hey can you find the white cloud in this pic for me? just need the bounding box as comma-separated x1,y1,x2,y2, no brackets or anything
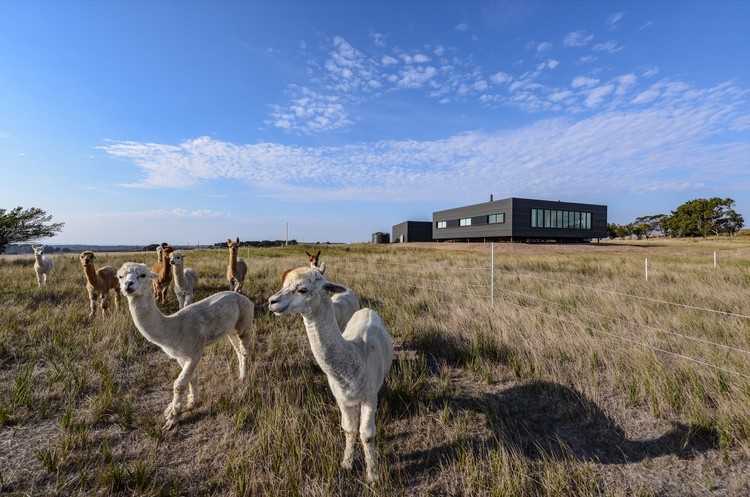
564,30,594,47
267,86,352,134
455,22,470,32
606,12,624,30
397,65,437,89
640,21,654,30
82,209,229,220
99,82,749,205
371,32,386,48
490,71,512,85
593,41,624,53
381,55,398,66
572,76,599,88
412,53,431,64
643,65,660,77
536,41,552,54
585,84,615,107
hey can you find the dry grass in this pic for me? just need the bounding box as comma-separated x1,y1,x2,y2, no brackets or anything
1,238,750,496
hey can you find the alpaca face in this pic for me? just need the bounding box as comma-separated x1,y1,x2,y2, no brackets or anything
33,246,45,256
268,267,347,315
306,250,321,268
118,263,158,297
79,251,95,266
170,252,184,267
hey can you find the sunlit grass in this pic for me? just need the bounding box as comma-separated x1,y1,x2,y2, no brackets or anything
1,238,749,495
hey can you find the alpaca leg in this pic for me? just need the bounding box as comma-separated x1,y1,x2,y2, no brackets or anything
113,288,121,312
359,399,380,482
177,293,185,309
164,357,199,430
186,369,200,410
339,404,360,471
101,293,110,316
36,272,42,287
227,334,248,380
88,292,98,318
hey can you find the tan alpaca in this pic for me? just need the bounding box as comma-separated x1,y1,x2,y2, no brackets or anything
79,251,121,317
151,245,174,304
226,237,247,292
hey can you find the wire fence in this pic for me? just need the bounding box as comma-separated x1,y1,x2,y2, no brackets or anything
323,243,750,381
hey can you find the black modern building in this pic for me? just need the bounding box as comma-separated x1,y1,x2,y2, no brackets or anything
432,197,607,242
392,221,433,243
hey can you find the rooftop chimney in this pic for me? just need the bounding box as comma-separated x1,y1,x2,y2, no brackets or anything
490,194,494,202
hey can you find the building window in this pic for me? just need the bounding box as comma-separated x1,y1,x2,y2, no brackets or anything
530,208,593,230
489,213,505,224
436,221,447,229
459,218,472,226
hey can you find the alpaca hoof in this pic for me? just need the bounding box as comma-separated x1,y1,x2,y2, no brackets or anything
340,459,353,471
162,418,178,431
365,469,380,482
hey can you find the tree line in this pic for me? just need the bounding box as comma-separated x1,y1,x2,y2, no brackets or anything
607,197,744,240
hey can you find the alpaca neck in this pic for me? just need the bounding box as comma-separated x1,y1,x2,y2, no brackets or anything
34,253,44,264
301,293,364,387
127,292,170,344
229,250,238,273
172,264,187,287
82,264,98,285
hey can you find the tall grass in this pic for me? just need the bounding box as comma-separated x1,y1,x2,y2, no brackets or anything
1,239,749,495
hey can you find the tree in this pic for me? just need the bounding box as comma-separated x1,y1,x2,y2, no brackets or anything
0,207,64,253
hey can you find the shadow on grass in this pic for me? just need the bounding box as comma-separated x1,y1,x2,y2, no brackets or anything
396,380,717,476
389,332,718,474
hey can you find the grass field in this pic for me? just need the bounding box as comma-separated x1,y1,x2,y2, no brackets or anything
1,237,749,496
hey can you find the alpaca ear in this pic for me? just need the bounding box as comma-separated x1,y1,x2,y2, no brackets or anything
316,250,321,257
149,271,160,280
235,237,240,244
227,239,232,246
305,251,312,257
323,282,347,294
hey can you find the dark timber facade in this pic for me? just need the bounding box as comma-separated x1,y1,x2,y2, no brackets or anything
432,197,607,242
392,221,433,243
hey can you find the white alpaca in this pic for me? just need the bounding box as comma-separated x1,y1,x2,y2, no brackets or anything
32,245,53,287
226,237,248,292
282,267,359,332
331,288,360,333
118,262,254,430
268,267,393,481
170,251,199,309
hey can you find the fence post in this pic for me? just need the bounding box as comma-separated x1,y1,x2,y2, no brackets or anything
645,258,648,281
490,242,494,304
714,251,717,268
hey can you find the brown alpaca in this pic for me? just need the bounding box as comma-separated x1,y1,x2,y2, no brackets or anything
226,237,248,292
306,249,326,274
79,251,121,317
151,245,175,304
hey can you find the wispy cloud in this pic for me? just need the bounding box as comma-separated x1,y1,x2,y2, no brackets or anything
80,208,230,220
606,12,625,31
455,22,470,32
564,30,594,47
593,41,624,53
100,82,749,204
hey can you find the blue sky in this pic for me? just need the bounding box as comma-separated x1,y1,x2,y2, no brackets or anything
1,1,748,245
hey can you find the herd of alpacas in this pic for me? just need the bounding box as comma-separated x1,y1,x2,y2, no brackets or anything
30,239,393,482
